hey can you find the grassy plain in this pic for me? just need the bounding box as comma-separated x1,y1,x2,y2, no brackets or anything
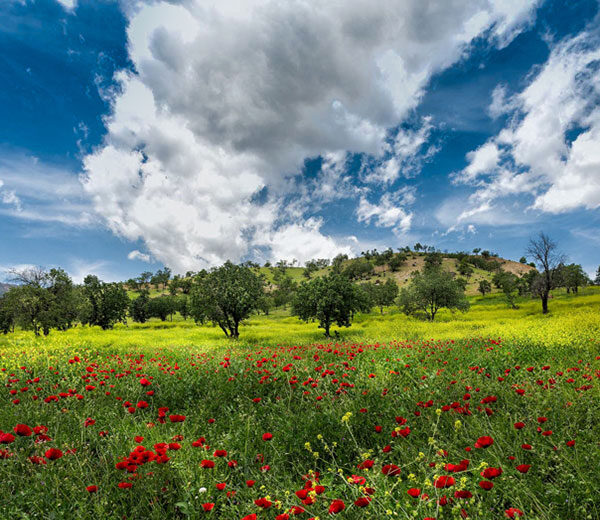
0,288,599,520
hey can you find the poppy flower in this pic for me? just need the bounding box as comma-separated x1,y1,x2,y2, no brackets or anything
216,483,226,491
13,424,32,437
213,449,227,457
454,490,473,499
354,497,372,507
479,480,494,490
169,415,186,423
474,436,494,448
505,508,524,518
276,514,291,520
514,422,525,429
407,488,421,498
254,497,272,509
0,433,15,444
202,503,214,511
262,432,273,441
241,515,257,520
381,464,401,476
86,485,98,493
118,482,132,489
200,460,215,468
516,464,531,473
481,467,502,479
246,480,256,487
434,476,455,488
328,500,345,514
45,448,63,460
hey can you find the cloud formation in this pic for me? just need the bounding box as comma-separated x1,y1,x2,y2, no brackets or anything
82,0,540,270
453,28,600,228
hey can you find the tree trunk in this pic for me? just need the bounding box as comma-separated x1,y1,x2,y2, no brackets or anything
324,320,331,338
541,292,549,314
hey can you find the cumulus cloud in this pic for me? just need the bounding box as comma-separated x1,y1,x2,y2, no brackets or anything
82,0,540,270
128,250,152,263
356,188,415,235
451,28,600,230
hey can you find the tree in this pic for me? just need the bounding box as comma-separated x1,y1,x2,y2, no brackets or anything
388,254,407,272
519,256,527,264
81,275,129,329
494,271,519,309
148,295,177,321
562,264,589,294
46,268,77,331
424,252,443,271
526,233,564,314
398,267,469,321
364,278,399,314
331,253,349,273
0,294,15,333
595,266,600,285
272,273,297,308
303,260,319,279
130,290,151,323
291,272,369,337
478,279,491,296
189,261,264,338
5,285,53,335
177,295,190,320
458,259,474,278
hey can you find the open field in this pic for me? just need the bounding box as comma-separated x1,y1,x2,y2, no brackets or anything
1,289,599,519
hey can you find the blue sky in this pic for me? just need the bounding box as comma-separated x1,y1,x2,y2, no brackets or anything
0,0,599,281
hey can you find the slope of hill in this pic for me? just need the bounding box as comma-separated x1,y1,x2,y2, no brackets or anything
0,282,15,296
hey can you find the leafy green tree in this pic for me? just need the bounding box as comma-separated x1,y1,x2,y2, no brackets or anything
148,295,177,321
292,272,370,337
562,264,589,294
303,260,319,279
478,279,491,296
388,254,406,272
364,278,399,314
5,285,53,335
272,273,297,308
424,252,443,271
458,260,474,278
595,266,600,285
0,293,15,333
130,290,151,323
343,258,374,280
519,256,527,264
189,261,264,338
495,272,519,309
46,268,77,331
177,295,190,320
81,275,129,329
398,267,469,321
331,253,349,273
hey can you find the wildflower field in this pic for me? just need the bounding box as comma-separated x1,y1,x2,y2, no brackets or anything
1,289,600,520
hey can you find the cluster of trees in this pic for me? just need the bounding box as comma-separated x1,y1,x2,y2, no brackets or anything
1,233,597,338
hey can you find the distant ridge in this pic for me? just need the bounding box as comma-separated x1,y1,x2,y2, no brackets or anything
0,282,15,296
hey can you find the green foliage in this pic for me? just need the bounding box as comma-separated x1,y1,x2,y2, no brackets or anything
148,295,177,321
398,267,469,321
343,258,374,280
80,275,129,330
388,253,406,272
423,251,443,270
363,278,399,314
478,279,492,296
189,261,264,338
291,272,370,337
130,290,151,323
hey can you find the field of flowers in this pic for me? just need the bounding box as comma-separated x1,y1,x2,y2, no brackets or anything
1,291,599,519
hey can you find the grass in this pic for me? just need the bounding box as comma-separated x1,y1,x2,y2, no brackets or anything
0,288,599,519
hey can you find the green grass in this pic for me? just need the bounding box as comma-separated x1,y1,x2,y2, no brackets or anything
0,288,599,519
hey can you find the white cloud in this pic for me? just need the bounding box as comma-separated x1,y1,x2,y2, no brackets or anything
356,189,415,235
451,29,600,229
127,250,152,263
82,0,540,270
0,154,94,226
56,0,77,11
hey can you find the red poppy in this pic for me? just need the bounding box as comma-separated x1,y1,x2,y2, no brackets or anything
454,490,472,499
118,482,132,489
514,422,525,429
434,476,455,488
328,500,345,514
45,448,63,460
354,497,371,507
246,480,256,487
13,424,32,437
262,432,273,441
474,436,494,448
481,467,502,479
169,415,186,423
407,488,421,498
516,464,531,473
86,485,98,493
200,460,215,468
479,480,494,490
202,503,214,511
381,464,401,476
505,508,524,518
216,483,226,491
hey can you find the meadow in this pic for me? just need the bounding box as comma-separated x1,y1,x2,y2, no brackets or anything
1,288,599,519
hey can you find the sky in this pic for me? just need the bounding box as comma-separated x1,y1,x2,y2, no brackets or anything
0,0,599,282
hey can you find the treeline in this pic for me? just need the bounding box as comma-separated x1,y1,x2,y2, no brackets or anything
0,233,597,338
